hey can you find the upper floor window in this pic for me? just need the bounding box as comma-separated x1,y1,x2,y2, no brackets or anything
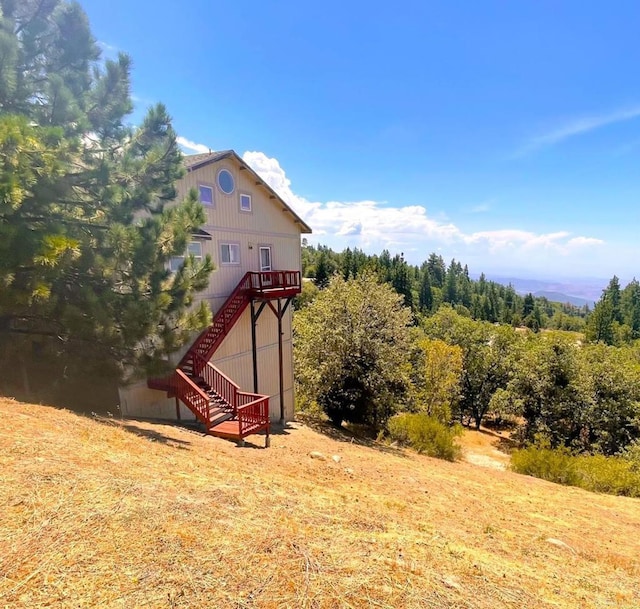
220,242,240,265
217,169,235,195
198,184,214,206
170,241,203,272
240,193,252,212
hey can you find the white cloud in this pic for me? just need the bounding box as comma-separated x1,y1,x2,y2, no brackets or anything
242,150,606,274
518,105,640,156
337,221,363,236
567,236,605,247
177,137,211,154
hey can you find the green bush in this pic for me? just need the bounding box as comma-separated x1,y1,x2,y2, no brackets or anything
510,446,580,486
387,413,462,461
574,454,640,496
621,439,640,472
511,446,640,497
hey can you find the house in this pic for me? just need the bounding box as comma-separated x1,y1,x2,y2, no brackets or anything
118,150,312,445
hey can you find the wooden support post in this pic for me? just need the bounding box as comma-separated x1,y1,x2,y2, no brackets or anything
175,397,181,421
278,298,285,425
251,299,258,393
251,300,268,394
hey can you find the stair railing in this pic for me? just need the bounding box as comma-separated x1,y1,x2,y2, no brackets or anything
178,272,254,369
203,359,239,416
237,393,270,436
170,370,211,427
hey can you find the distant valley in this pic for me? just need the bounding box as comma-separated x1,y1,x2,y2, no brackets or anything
482,275,606,306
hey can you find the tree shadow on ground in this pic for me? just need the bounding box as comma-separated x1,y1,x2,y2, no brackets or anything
103,417,294,450
473,426,519,453
94,415,195,448
296,413,409,458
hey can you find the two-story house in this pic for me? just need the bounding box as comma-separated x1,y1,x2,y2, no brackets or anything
118,150,312,445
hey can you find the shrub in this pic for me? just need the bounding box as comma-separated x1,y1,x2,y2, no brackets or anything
510,446,580,486
574,454,640,497
621,439,640,472
387,413,462,461
511,446,640,497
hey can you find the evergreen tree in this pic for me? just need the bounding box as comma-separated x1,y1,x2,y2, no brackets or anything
314,250,331,288
426,253,445,288
444,259,458,304
390,253,413,309
605,275,622,323
341,247,353,279
585,298,615,345
622,279,640,338
418,270,433,313
522,293,535,318
0,1,213,392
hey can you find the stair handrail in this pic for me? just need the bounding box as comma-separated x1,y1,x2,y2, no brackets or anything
170,369,211,427
237,394,270,436
178,272,253,368
203,360,239,415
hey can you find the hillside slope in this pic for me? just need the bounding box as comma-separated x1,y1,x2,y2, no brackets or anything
1,398,639,608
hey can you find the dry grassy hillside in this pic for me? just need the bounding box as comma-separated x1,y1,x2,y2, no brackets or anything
1,398,639,608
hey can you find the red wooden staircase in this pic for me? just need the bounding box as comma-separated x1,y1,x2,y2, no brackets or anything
148,271,301,447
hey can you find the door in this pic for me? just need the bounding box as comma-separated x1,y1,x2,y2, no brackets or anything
259,246,272,271
259,246,272,286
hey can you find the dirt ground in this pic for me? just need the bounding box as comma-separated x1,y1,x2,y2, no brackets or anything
459,426,512,470
1,397,639,608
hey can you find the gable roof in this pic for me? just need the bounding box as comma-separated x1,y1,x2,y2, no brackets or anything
183,150,312,234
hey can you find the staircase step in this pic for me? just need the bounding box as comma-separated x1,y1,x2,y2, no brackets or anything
209,410,234,427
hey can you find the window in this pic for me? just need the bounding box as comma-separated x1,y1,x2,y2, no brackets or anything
240,193,252,212
220,243,240,265
170,241,203,272
259,246,272,271
198,184,214,206
217,169,235,195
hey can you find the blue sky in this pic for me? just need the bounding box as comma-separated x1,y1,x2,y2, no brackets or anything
82,0,640,282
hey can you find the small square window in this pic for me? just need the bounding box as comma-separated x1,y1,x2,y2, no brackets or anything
169,256,184,272
240,193,252,212
220,243,240,265
170,241,203,272
198,185,213,205
187,242,202,257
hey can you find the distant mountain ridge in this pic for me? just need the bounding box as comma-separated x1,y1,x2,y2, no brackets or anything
478,275,605,306
532,291,592,307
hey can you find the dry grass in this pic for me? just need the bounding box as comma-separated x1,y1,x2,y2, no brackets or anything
1,397,639,608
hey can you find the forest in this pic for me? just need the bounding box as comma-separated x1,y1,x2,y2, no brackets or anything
294,244,640,495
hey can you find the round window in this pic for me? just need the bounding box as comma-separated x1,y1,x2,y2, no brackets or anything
217,169,235,195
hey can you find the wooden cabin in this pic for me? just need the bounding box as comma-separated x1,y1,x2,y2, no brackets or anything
118,150,312,445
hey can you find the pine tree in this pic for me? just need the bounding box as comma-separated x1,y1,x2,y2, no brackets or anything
444,259,458,304
390,253,414,309
0,1,213,395
418,270,433,312
314,251,331,288
585,298,615,345
605,276,622,323
426,253,445,288
622,279,640,338
522,293,535,317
